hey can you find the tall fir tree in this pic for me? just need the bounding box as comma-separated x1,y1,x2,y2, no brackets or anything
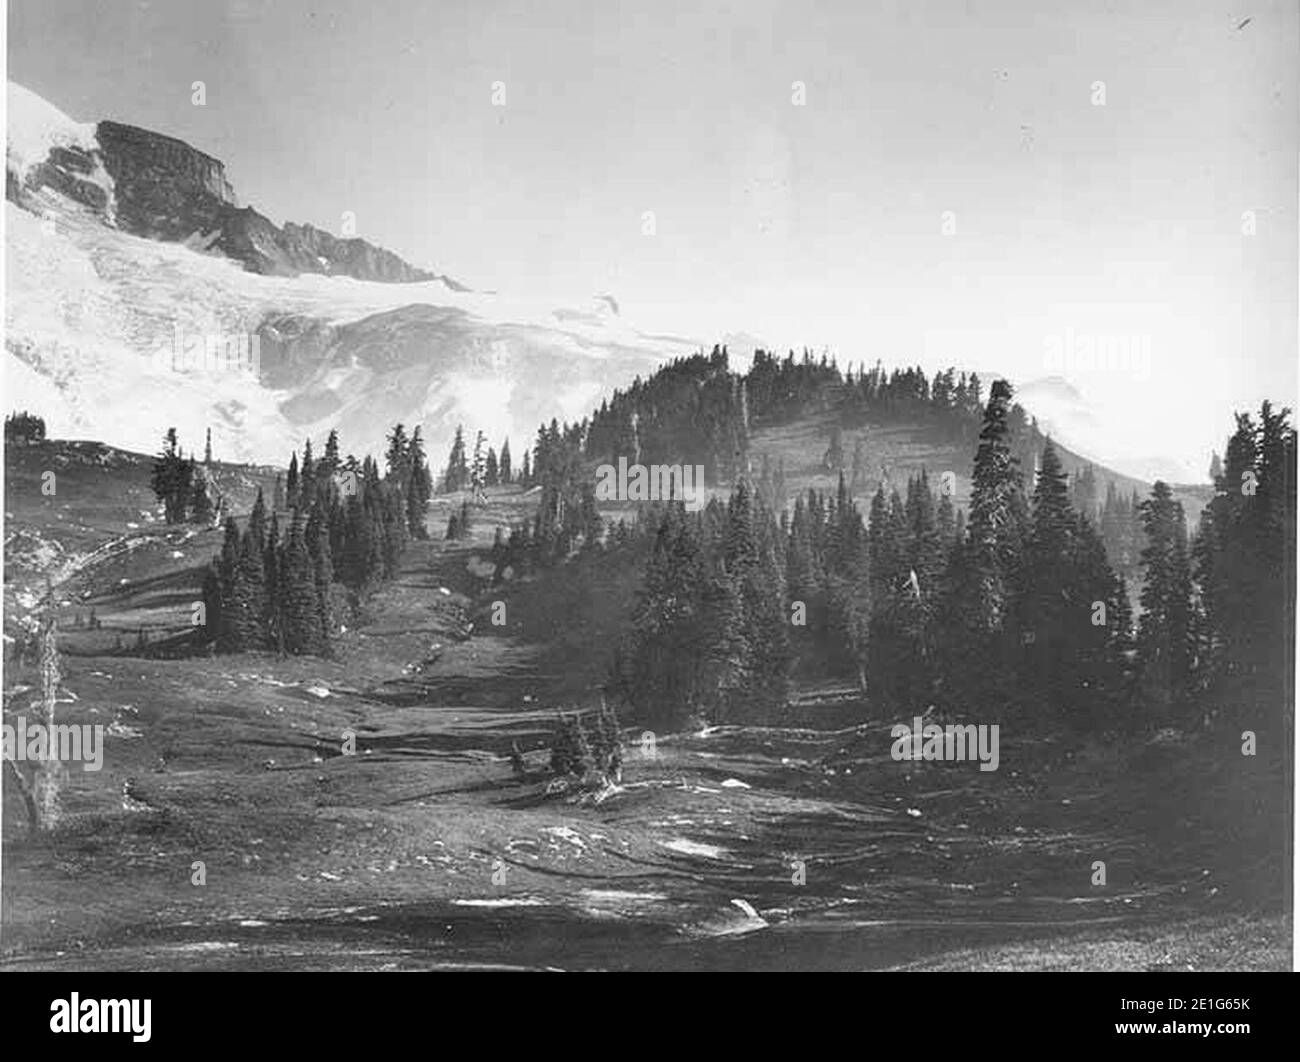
1136,481,1195,722
443,425,469,493
306,504,334,652
500,438,513,483
227,530,268,650
281,511,323,655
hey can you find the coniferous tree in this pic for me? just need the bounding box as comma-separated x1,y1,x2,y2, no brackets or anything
500,438,513,484
405,426,432,536
339,491,374,589
379,480,409,577
306,504,334,652
1018,439,1124,726
264,511,284,653
248,488,268,555
282,511,323,655
200,559,223,647
217,516,241,649
190,465,214,525
150,428,193,523
286,452,300,509
300,439,316,508
1136,481,1195,722
385,424,409,484
937,379,1028,714
1193,404,1296,726
322,429,341,479
613,504,709,727
443,425,469,493
227,529,268,650
4,410,46,444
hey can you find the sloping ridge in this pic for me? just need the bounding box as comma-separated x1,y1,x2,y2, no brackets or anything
6,81,446,286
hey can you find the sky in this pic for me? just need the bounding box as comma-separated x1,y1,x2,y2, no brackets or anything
7,0,1297,480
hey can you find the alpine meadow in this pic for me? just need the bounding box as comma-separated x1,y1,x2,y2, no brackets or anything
1,0,1295,996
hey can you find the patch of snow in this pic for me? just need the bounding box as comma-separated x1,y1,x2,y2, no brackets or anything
7,82,104,184
581,889,668,906
541,826,586,848
452,898,547,908
660,838,729,860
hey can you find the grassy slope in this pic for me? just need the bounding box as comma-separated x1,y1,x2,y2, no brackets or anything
748,408,1211,525
0,434,1286,970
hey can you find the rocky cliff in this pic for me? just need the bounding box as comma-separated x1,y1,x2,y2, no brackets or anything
96,120,236,240
7,92,442,285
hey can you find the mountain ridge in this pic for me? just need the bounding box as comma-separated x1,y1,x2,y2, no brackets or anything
7,82,447,286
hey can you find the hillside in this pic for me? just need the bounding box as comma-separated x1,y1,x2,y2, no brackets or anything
2,425,1288,972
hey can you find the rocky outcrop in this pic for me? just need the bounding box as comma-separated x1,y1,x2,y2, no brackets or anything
8,97,447,285
96,120,235,240
28,143,115,216
91,121,439,283
282,221,436,283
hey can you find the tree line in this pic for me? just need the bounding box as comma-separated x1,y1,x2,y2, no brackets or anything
198,424,432,656
606,379,1295,736
5,410,46,444
441,426,517,493
150,427,222,525
495,345,1066,581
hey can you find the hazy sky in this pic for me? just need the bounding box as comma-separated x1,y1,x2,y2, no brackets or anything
7,0,1297,478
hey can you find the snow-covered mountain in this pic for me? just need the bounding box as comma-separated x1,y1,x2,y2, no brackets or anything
4,82,689,466
1014,375,1205,485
